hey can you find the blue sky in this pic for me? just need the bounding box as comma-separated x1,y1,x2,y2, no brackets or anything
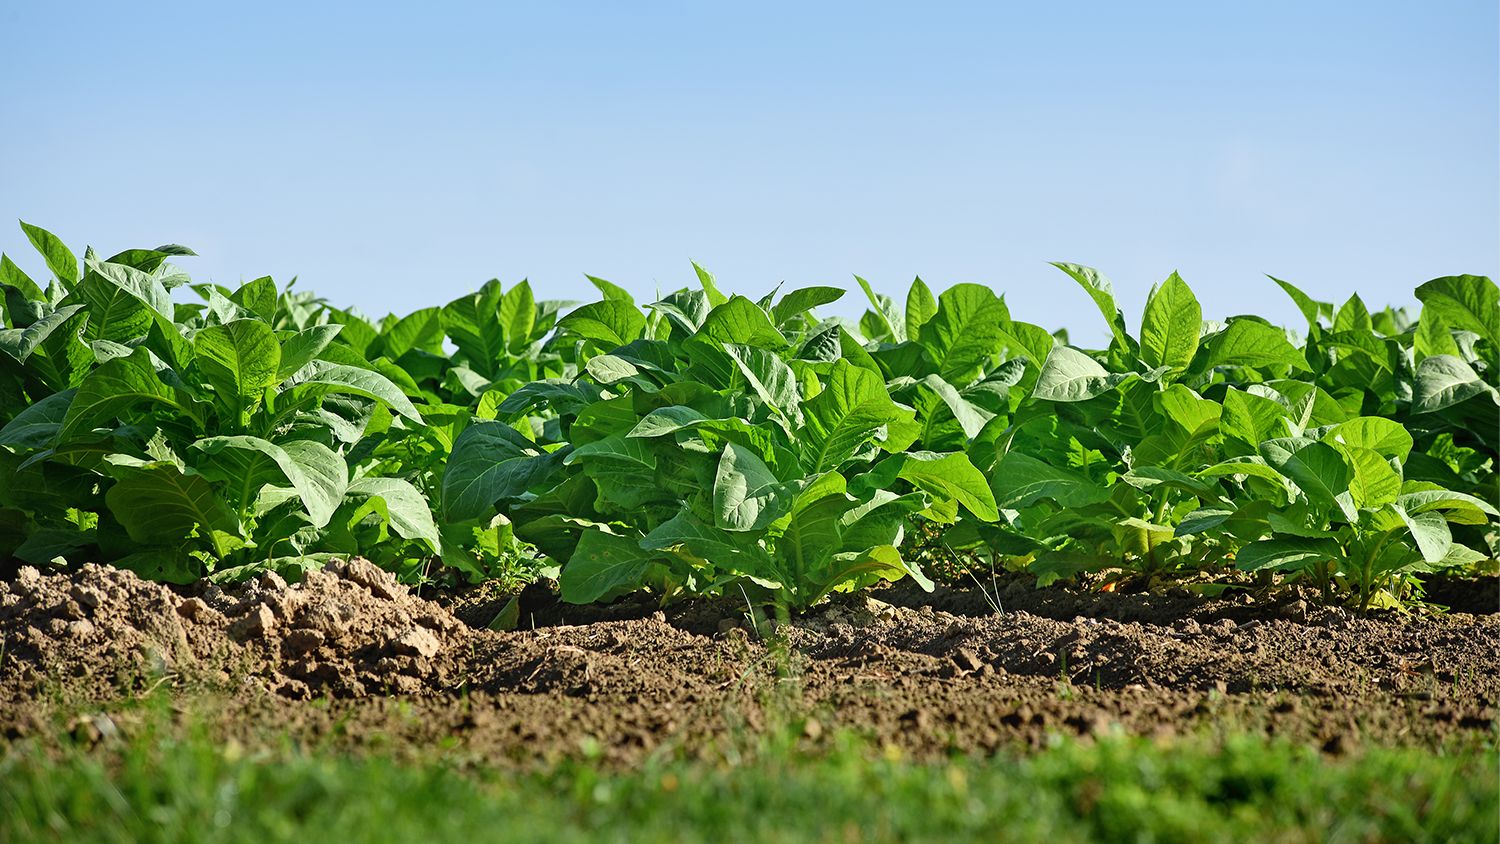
2,1,1495,343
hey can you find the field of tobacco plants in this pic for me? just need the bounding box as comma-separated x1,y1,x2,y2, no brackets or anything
1,222,1496,841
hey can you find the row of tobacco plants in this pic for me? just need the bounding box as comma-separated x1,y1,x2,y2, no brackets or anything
1,223,1495,611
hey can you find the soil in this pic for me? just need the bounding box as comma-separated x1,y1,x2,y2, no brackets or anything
1,562,1496,767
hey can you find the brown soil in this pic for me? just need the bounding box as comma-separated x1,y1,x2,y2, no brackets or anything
2,562,1496,767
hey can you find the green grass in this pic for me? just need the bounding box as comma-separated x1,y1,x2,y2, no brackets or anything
2,712,1494,844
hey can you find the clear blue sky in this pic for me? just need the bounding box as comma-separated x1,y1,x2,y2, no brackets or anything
3,1,1496,344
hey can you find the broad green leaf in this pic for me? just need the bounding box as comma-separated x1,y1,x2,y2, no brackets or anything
1332,293,1372,334
559,529,650,603
441,281,506,371
1396,506,1453,564
231,276,277,322
694,296,787,349
191,435,347,528
854,275,904,342
347,477,441,552
557,299,647,349
586,275,635,305
11,304,84,363
1033,345,1129,402
1235,538,1339,572
1197,318,1309,372
59,348,183,441
904,277,938,341
1269,276,1328,328
920,374,994,439
1269,441,1354,520
377,307,443,361
282,360,423,422
19,221,78,286
725,343,802,424
276,324,344,379
195,319,281,404
1323,417,1413,462
103,461,238,545
992,451,1110,510
1221,388,1292,452
1415,275,1498,346
692,262,729,308
498,280,537,353
1051,262,1132,352
0,389,72,448
713,442,792,531
916,283,1009,384
815,545,932,600
1139,272,1201,371
801,360,913,472
895,451,999,521
443,422,566,523
1340,445,1402,510
1413,306,1461,361
772,286,845,325
1412,355,1497,413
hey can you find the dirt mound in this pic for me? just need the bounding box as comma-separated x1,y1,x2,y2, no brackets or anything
0,560,476,704
2,563,1497,764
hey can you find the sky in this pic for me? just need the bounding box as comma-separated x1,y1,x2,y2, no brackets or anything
2,1,1496,344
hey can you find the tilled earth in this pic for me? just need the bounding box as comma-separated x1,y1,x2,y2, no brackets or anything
1,561,1496,766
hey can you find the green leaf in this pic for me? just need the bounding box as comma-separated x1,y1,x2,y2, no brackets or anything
772,286,845,325
1332,293,1373,334
692,262,729,308
586,274,635,304
11,304,85,363
59,348,183,442
1269,276,1329,328
1396,506,1453,564
441,281,506,372
1139,272,1201,371
801,360,913,472
725,343,802,424
920,374,995,440
276,325,344,379
1051,262,1132,353
1323,417,1413,462
1221,388,1291,452
346,477,441,552
498,280,537,353
713,442,792,531
1197,318,1309,372
556,299,646,349
231,276,277,322
1268,441,1354,520
195,319,282,405
895,451,999,521
559,529,649,603
1415,275,1498,346
992,451,1110,510
103,461,238,546
1340,446,1402,510
694,296,787,349
442,422,566,523
282,360,423,422
1033,345,1129,402
191,435,348,529
1412,355,1497,414
19,221,79,286
854,275,904,342
1235,538,1339,572
916,283,1009,384
904,277,938,341
0,389,72,448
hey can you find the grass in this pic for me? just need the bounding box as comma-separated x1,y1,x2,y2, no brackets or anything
1,704,1495,844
